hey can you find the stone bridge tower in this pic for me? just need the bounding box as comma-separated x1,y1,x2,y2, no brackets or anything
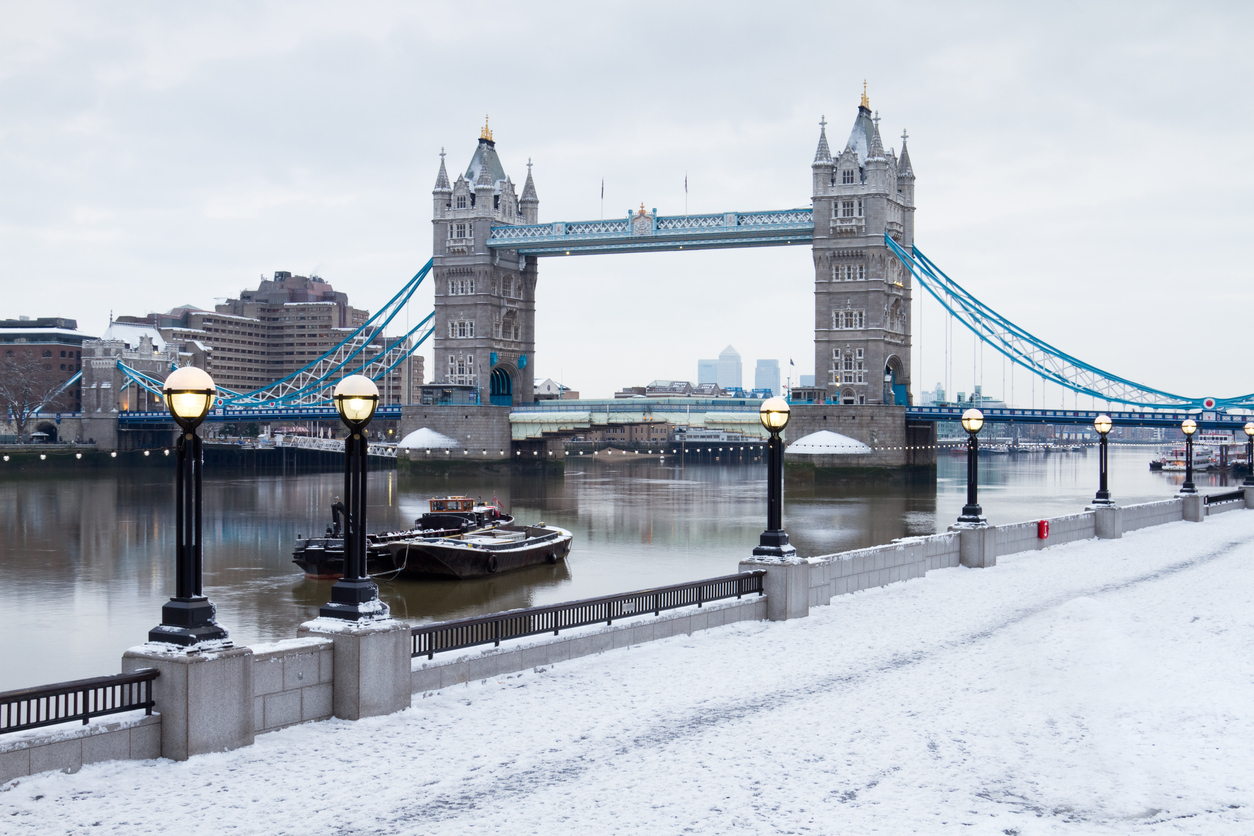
431,119,537,406
810,88,915,405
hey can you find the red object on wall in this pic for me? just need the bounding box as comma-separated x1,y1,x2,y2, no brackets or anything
1038,520,1050,539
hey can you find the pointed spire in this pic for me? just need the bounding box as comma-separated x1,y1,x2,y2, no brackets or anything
860,80,869,110
898,129,914,178
433,147,451,191
521,158,538,202
476,153,494,187
813,115,833,165
869,111,885,158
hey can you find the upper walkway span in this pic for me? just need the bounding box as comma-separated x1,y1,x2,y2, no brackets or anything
487,208,815,256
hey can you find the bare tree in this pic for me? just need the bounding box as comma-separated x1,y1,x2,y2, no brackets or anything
0,354,74,442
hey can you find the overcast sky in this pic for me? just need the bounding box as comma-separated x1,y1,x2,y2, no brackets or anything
2,1,1251,403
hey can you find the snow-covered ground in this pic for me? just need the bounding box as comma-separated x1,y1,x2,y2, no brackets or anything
5,512,1254,835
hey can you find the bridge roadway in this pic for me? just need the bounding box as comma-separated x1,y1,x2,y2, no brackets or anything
114,401,1250,434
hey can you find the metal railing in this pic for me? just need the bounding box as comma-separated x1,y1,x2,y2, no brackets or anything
412,571,765,659
1204,489,1247,507
0,669,159,735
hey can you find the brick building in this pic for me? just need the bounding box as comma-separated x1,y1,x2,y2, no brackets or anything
0,317,96,413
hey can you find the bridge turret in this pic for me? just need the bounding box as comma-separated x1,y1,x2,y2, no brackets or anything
811,116,834,197
432,148,452,220
520,160,539,224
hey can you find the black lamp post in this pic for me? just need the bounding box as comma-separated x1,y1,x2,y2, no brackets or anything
957,408,985,523
149,366,229,646
1244,422,1254,488
1092,414,1113,506
753,397,796,558
1180,418,1198,495
320,374,388,620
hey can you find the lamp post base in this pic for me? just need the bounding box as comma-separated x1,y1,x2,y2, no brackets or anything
752,529,797,560
149,598,230,647
320,578,390,621
1179,484,1197,495
956,504,985,525
1244,476,1254,488
1091,491,1114,507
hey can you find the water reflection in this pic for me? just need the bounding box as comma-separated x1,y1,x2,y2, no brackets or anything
0,444,1228,690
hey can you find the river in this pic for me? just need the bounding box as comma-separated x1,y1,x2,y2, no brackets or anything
0,445,1239,691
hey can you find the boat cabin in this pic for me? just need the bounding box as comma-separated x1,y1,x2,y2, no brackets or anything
429,496,476,513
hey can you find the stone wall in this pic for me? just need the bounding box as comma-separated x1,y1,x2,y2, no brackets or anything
806,533,960,606
399,404,511,459
0,711,161,783
783,404,913,468
1123,498,1184,531
992,512,1095,555
252,638,335,734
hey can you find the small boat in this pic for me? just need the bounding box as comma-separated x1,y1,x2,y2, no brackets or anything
293,496,513,579
383,522,573,579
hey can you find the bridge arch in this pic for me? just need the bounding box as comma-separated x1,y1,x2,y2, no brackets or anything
884,354,907,406
489,365,515,407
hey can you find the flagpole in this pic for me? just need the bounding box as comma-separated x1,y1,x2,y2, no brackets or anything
684,171,688,217
600,179,604,220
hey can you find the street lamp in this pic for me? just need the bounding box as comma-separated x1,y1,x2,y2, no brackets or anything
149,366,229,646
957,408,985,523
1092,414,1113,506
1245,422,1254,488
1180,418,1198,495
752,397,796,559
320,375,388,620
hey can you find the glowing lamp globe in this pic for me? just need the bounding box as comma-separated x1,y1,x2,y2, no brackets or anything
961,408,984,435
1094,415,1113,435
162,366,217,431
1181,419,1197,437
1244,421,1254,437
759,397,791,433
334,375,380,431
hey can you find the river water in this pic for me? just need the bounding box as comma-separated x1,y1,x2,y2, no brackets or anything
0,445,1241,691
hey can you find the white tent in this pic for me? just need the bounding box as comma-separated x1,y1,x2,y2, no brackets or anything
397,428,461,449
785,429,873,455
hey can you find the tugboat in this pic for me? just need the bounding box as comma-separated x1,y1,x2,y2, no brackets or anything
292,496,513,579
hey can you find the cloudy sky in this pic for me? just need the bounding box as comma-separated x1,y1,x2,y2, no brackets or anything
2,1,1251,403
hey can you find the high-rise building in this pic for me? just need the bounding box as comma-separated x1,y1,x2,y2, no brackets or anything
811,88,914,405
112,273,422,403
431,119,538,406
754,359,780,396
697,359,718,385
717,345,742,391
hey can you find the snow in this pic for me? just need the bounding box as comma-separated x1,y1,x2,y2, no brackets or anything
397,428,461,449
5,512,1254,834
785,429,874,454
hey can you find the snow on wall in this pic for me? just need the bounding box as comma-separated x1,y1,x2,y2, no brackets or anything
251,638,334,734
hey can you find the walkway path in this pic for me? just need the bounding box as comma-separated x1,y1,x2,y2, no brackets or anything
5,513,1254,834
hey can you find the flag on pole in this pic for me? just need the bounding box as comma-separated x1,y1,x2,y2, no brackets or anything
601,179,604,199
684,173,688,193
790,359,795,366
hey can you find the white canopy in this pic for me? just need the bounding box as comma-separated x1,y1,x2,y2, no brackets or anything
397,428,461,449
785,429,873,455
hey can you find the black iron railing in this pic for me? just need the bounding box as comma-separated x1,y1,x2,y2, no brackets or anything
412,571,766,659
0,669,159,735
1204,489,1247,507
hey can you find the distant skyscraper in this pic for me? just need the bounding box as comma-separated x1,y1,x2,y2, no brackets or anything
717,345,742,391
800,374,815,387
697,358,718,385
754,359,780,396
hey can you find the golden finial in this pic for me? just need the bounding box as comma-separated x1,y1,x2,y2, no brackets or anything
480,115,493,142
861,81,869,109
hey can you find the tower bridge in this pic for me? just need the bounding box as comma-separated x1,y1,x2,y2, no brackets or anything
79,91,1253,459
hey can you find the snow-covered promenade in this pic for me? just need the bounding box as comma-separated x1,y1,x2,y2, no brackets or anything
5,511,1254,834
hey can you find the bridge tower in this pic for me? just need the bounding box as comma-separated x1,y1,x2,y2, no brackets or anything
431,119,537,406
811,89,915,406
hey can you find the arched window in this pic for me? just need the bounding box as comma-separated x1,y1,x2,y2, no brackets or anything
42,349,52,357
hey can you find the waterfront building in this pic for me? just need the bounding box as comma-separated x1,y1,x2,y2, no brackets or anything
717,346,742,392
431,119,537,406
111,273,422,404
0,317,95,414
534,378,579,400
754,359,780,396
811,90,915,405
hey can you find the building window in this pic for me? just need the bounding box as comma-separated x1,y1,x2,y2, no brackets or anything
833,309,866,330
454,223,468,239
456,195,466,209
842,201,854,218
842,169,854,185
857,264,865,280
856,200,863,216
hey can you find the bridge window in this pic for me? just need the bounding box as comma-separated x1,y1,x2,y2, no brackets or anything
456,195,466,209
858,264,865,280
842,201,854,218
833,310,866,330
454,223,468,239
857,200,863,217
842,169,854,185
